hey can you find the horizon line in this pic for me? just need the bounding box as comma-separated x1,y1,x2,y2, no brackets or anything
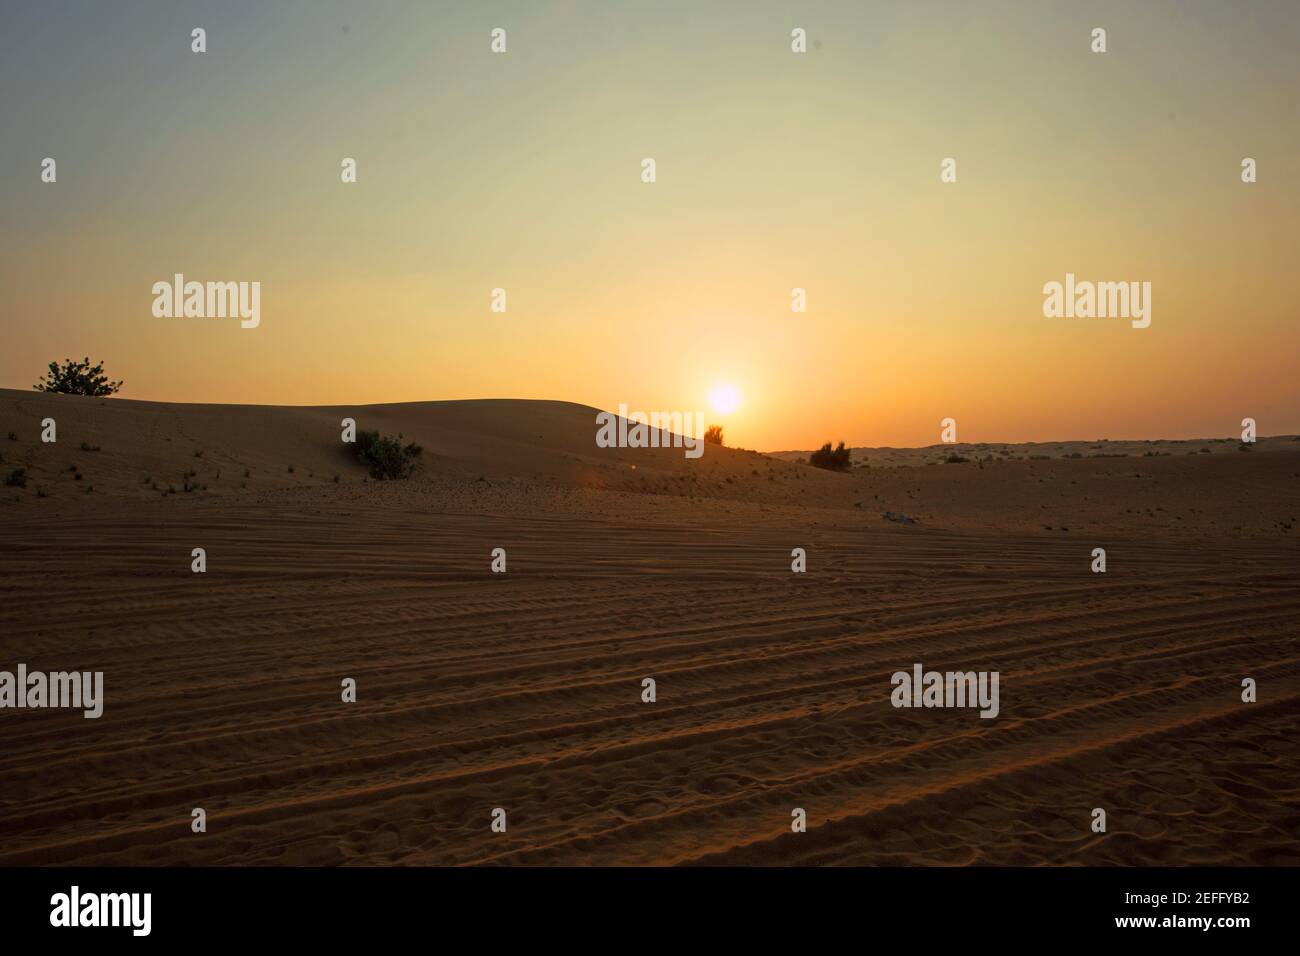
4,386,1292,454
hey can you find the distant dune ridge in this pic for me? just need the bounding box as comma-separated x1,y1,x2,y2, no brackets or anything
1,389,1298,865
2,388,1298,536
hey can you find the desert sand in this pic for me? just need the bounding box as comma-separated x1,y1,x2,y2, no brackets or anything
1,388,1298,865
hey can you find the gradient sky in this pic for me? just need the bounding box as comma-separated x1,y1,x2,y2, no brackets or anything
2,0,1297,450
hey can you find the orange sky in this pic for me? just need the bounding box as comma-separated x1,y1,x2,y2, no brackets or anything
2,1,1297,449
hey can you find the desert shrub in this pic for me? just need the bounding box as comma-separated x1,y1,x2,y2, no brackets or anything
354,430,423,480
32,357,122,396
354,430,378,459
704,425,724,446
809,441,852,472
944,454,969,464
5,468,27,488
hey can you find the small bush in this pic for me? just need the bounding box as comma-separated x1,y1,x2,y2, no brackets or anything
80,441,100,452
704,425,724,446
32,357,122,396
5,468,27,488
354,430,423,480
809,441,852,472
355,430,378,458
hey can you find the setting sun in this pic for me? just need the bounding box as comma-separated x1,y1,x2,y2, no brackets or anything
709,384,741,415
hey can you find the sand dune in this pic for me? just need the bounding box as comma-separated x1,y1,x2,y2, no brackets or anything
1,390,1298,865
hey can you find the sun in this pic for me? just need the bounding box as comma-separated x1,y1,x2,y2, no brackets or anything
708,383,741,415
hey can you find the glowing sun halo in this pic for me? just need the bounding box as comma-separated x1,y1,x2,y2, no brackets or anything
709,384,741,415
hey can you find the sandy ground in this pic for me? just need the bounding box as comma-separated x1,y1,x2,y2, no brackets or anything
1,389,1298,865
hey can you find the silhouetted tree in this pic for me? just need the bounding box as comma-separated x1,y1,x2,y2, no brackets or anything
33,358,122,396
704,424,724,446
809,440,852,472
